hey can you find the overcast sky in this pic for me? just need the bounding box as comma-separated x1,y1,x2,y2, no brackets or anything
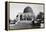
10,3,44,20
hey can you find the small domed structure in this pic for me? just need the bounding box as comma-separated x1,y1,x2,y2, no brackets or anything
23,6,33,13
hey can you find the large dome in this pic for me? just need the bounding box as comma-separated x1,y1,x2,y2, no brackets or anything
23,6,33,13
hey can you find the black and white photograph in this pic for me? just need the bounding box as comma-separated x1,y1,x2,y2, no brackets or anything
5,2,45,30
